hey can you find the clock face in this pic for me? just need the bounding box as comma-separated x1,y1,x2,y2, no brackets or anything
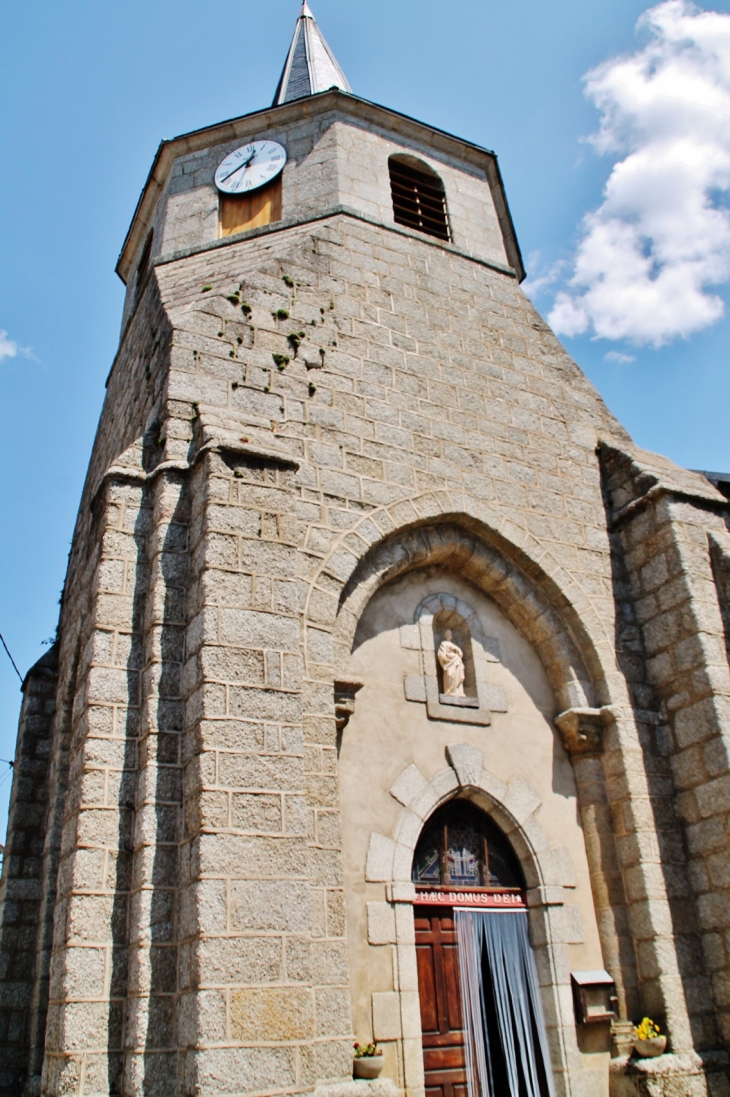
215,141,287,195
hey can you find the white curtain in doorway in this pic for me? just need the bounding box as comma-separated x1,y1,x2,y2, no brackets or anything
456,909,556,1097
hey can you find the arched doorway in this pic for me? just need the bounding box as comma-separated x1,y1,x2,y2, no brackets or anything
413,801,555,1097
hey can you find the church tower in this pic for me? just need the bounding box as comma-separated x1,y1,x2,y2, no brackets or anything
2,6,730,1096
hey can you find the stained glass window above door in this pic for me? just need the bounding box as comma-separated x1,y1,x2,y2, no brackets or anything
412,800,524,889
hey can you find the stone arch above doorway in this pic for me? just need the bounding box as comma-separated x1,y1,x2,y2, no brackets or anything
362,747,582,1097
328,517,605,715
366,745,575,898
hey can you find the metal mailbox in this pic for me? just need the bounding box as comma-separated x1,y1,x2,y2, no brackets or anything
571,970,618,1024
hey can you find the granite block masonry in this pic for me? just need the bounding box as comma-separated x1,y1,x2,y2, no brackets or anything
1,39,730,1097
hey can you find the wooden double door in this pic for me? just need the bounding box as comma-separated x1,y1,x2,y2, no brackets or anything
415,907,468,1097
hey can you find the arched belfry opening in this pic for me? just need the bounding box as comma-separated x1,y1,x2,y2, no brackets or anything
412,800,555,1097
389,155,451,241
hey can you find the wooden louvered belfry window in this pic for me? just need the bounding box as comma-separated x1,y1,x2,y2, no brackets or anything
389,157,450,242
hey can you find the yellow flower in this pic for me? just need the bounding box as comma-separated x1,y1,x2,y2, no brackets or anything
633,1017,660,1040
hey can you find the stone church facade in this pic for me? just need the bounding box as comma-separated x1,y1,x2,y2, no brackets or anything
2,6,730,1097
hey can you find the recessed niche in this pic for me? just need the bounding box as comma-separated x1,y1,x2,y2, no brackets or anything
432,607,478,703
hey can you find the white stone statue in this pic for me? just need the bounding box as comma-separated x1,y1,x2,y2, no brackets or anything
438,630,466,697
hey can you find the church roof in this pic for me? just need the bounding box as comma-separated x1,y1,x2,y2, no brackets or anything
272,2,351,106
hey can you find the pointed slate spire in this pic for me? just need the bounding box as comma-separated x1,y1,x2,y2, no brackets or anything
273,2,351,106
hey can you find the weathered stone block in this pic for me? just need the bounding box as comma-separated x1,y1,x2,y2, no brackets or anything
193,1045,297,1093
445,743,484,788
389,764,427,809
372,992,402,1041
314,1081,399,1097
367,903,396,946
229,880,311,932
231,985,314,1041
365,834,394,883
192,935,282,985
315,987,353,1038
231,792,283,832
504,774,542,823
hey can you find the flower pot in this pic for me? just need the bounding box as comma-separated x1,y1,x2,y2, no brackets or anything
353,1056,384,1079
633,1035,667,1058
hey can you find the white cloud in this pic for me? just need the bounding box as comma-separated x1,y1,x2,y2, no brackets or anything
604,350,636,363
549,0,730,347
0,329,33,363
521,253,567,299
0,331,19,362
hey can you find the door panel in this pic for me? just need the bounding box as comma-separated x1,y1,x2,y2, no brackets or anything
416,934,439,1035
415,907,469,1097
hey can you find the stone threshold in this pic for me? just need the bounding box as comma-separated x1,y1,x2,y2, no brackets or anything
314,1081,401,1097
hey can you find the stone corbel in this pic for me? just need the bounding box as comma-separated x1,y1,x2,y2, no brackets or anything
334,676,364,731
554,707,614,757
193,404,300,469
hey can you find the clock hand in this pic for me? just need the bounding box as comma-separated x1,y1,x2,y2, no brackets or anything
221,151,258,182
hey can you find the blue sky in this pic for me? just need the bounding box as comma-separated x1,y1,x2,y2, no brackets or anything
1,0,730,837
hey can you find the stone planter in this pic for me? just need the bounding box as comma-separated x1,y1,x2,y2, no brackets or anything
633,1036,667,1058
353,1056,384,1079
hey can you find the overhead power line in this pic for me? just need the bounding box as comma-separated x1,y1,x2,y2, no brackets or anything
0,631,22,683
